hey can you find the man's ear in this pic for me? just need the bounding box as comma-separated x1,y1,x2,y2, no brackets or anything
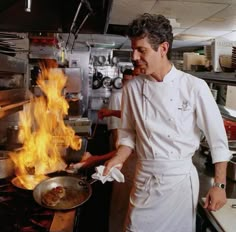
160,42,169,57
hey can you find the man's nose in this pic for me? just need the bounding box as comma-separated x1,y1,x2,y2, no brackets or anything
132,50,139,61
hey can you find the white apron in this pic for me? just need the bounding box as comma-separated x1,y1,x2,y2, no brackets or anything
125,158,199,232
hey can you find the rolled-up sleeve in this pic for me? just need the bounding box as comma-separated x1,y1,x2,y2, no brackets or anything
117,85,136,150
195,80,231,163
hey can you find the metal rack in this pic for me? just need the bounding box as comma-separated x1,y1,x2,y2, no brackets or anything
0,53,29,119
187,71,236,86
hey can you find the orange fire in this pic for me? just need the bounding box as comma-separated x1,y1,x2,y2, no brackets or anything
10,61,81,189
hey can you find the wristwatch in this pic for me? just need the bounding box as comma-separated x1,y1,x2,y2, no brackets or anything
213,182,226,189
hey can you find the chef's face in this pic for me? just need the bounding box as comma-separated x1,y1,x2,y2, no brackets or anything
131,36,167,75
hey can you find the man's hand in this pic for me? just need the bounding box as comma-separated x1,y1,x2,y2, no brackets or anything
204,187,227,211
103,155,124,176
68,152,100,170
103,145,133,175
97,108,112,119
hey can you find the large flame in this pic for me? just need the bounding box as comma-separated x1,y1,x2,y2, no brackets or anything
10,61,81,189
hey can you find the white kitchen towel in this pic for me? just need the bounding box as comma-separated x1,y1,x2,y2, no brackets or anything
92,165,125,184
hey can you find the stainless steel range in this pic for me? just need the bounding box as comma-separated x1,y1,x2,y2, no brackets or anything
0,178,54,232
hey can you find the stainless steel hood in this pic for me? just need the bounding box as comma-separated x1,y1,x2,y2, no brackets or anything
0,0,113,34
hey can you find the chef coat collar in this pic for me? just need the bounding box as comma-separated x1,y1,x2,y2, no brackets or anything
145,64,177,83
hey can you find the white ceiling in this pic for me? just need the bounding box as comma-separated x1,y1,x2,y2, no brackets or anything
72,0,236,50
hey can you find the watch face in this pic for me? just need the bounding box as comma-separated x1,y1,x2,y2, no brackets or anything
220,184,225,189
213,183,225,189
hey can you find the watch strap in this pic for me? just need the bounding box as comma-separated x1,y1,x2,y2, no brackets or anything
213,182,226,189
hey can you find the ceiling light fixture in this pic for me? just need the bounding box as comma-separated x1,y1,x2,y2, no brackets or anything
168,18,181,28
25,0,32,12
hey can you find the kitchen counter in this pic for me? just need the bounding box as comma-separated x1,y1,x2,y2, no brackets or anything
193,151,236,231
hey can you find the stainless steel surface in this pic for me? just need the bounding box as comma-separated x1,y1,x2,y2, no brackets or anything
88,118,99,139
6,125,22,150
194,151,236,231
113,77,122,89
0,150,14,179
102,76,112,89
0,88,27,106
227,156,236,181
63,137,88,164
33,176,92,210
218,104,236,122
0,53,27,74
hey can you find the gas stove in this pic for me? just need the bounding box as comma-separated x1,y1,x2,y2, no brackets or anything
0,178,54,232
0,175,81,232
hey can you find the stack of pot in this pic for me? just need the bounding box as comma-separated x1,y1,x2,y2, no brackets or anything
6,125,22,151
0,150,14,179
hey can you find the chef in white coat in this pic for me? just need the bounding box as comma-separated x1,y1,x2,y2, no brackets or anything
103,13,231,232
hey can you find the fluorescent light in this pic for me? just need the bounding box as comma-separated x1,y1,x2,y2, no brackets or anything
25,0,32,12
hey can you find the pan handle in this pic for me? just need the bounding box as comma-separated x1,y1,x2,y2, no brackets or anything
88,178,98,185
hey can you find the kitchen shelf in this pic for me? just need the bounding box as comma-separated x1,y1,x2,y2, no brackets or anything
187,72,236,122
0,53,27,74
187,71,236,86
0,100,29,119
218,104,236,122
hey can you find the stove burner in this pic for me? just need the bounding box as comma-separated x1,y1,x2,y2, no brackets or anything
0,179,54,232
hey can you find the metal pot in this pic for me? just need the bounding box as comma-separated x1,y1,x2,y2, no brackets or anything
6,125,22,150
92,72,103,89
97,56,106,65
102,76,112,89
113,77,123,89
0,151,14,179
33,176,96,210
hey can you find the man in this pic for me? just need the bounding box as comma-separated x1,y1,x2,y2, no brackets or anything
103,13,231,232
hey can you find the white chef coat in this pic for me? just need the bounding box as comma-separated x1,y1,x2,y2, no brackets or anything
118,65,231,232
106,89,122,131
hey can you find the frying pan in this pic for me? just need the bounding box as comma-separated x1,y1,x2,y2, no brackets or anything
97,55,106,65
11,174,49,190
92,72,103,89
33,176,95,210
102,76,112,89
113,77,123,89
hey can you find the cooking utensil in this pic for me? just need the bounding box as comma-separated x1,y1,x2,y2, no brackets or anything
0,151,14,179
11,174,49,190
113,77,123,89
102,76,112,89
112,56,119,65
33,176,95,210
92,72,103,89
97,56,106,65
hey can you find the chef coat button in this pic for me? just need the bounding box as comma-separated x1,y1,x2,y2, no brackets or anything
167,135,170,138
170,99,173,101
168,118,173,121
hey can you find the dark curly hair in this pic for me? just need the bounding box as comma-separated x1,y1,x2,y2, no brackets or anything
123,69,133,75
127,13,173,59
